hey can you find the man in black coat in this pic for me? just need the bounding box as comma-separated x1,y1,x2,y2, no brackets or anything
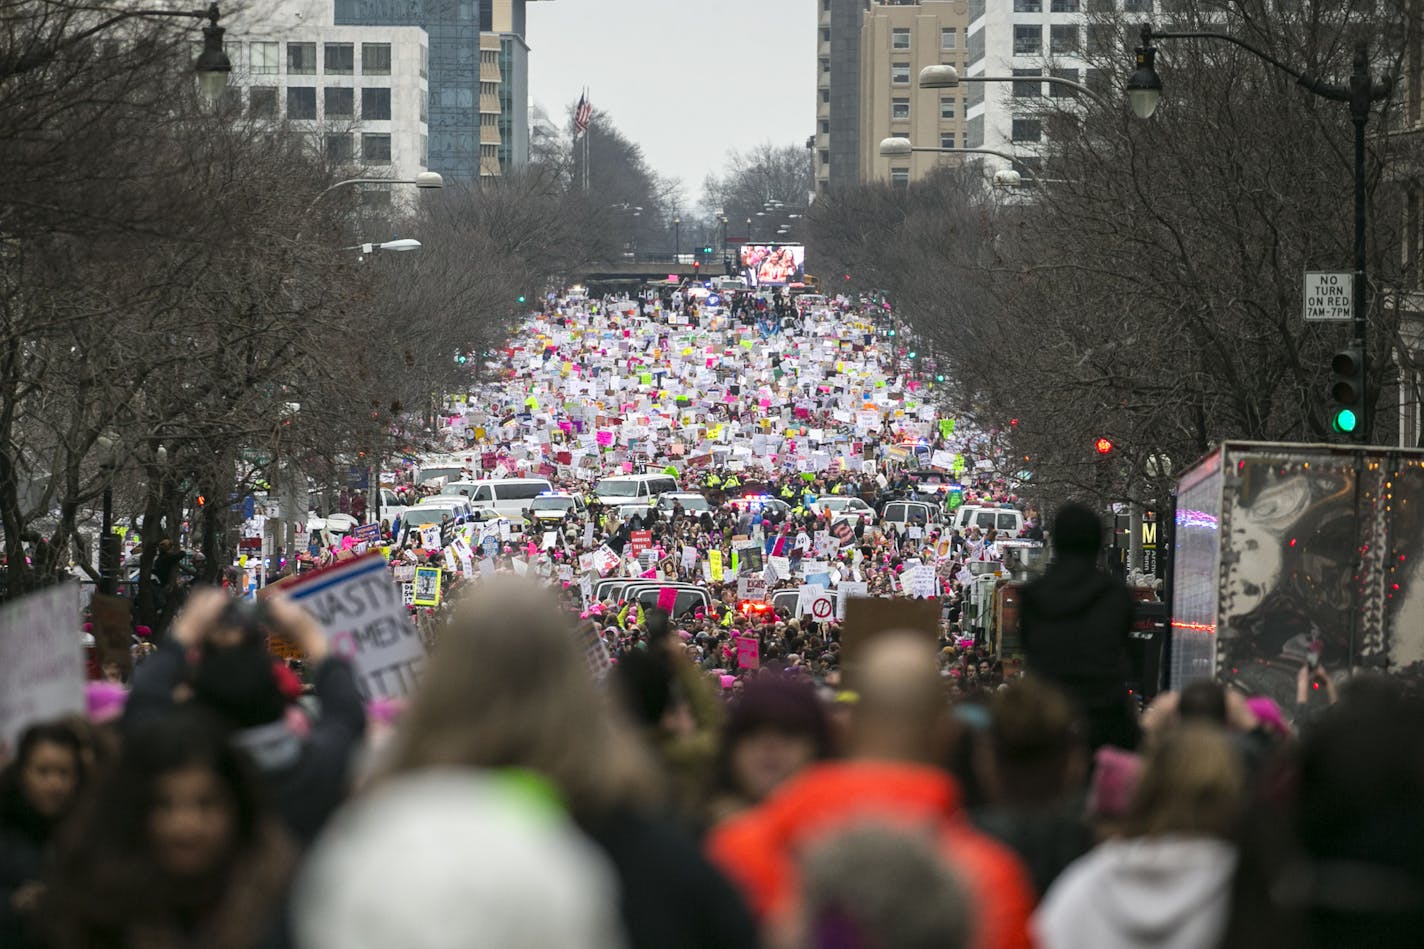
1017,502,1139,751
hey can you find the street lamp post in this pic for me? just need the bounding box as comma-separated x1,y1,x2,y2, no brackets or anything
1127,23,1392,441
1,2,232,99
673,216,681,258
878,137,1044,185
919,64,1113,109
306,172,443,215
95,435,120,596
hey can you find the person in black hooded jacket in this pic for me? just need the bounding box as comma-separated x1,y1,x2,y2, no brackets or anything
1017,502,1139,752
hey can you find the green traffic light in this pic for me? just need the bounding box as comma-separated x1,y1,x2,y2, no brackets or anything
1332,408,1359,434
517,295,526,304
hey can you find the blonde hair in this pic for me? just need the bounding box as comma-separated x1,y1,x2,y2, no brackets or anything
1123,724,1244,839
385,576,659,815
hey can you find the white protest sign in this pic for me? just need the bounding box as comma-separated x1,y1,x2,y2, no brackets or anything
836,581,868,620
283,552,427,701
737,576,769,602
0,584,84,758
798,584,834,621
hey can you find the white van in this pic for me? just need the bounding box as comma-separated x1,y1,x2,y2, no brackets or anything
592,473,680,506
444,478,554,518
954,505,1025,537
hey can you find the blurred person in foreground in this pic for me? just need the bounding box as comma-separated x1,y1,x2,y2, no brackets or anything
1017,502,1138,752
378,575,758,949
708,630,1035,949
1033,724,1245,949
972,676,1094,898
794,823,973,949
1221,676,1424,949
295,769,627,949
44,710,294,949
124,589,366,846
707,674,835,824
0,722,88,948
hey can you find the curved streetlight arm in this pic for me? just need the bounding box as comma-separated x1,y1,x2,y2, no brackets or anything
899,146,1043,185
2,2,222,78
306,176,435,215
1139,23,1390,110
958,74,1113,110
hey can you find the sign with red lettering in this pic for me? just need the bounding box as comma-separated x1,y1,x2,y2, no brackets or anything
279,552,426,701
629,530,652,557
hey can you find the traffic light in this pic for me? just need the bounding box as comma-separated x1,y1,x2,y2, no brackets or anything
935,373,945,383
1094,436,1114,455
1328,345,1364,437
693,260,700,272
702,246,713,255
517,294,526,304
455,353,467,364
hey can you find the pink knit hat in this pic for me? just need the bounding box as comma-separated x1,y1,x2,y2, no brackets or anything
85,682,128,724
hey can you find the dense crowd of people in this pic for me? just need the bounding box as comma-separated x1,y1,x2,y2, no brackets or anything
4,289,1421,947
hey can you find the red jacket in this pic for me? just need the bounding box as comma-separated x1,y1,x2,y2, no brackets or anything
707,760,1036,949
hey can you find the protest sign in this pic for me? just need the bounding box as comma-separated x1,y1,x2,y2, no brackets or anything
709,549,723,581
353,522,382,544
0,585,84,758
737,576,768,602
836,581,868,620
412,566,442,607
281,552,427,701
735,543,763,572
656,587,678,612
736,635,760,670
798,584,834,621
629,530,652,557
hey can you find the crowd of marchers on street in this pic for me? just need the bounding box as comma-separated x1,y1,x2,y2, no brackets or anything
2,287,1421,949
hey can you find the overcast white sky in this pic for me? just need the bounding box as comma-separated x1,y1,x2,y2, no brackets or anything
526,0,816,211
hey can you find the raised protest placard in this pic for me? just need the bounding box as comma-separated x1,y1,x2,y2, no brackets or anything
736,635,760,670
0,584,84,758
412,566,442,607
281,552,426,701
798,584,834,622
737,576,768,602
353,522,381,544
836,581,868,620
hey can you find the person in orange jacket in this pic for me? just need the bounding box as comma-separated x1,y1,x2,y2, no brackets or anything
707,631,1036,949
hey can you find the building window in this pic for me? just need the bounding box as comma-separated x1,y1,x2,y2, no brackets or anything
326,133,353,162
324,87,354,119
1013,0,1042,10
324,43,353,75
362,43,391,75
1050,68,1081,98
420,89,428,122
941,27,957,50
819,119,829,133
940,96,956,119
890,168,910,188
420,134,428,167
287,42,316,75
891,97,910,120
419,45,428,78
1013,68,1041,98
819,149,829,164
1124,0,1153,11
1050,0,1080,10
820,89,830,103
821,28,830,42
891,62,910,84
940,133,956,149
1013,25,1041,55
1050,24,1079,54
250,41,278,75
1011,118,1042,142
362,133,392,164
286,87,316,119
362,87,392,120
892,28,911,50
249,86,277,117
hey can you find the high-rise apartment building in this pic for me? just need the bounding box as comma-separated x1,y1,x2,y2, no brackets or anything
859,0,970,186
965,0,1088,170
333,0,546,180
225,0,430,182
816,0,865,193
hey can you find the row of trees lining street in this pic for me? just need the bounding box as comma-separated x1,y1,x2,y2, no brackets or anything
808,0,1423,512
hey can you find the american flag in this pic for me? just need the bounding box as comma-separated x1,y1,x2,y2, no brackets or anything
573,89,592,138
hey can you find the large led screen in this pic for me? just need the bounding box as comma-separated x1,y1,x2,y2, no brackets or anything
738,243,805,287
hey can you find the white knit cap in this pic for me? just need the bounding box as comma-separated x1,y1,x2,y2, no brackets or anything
295,768,627,949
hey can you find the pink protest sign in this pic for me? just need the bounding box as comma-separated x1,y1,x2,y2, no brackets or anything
656,587,677,612
596,430,614,447
736,636,760,670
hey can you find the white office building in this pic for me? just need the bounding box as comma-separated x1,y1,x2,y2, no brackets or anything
965,0,1089,171
222,0,430,183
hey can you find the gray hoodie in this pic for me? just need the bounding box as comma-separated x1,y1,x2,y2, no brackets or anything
1033,836,1237,949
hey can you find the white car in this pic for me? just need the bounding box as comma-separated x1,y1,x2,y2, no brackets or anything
526,492,587,522
653,492,713,513
811,496,875,523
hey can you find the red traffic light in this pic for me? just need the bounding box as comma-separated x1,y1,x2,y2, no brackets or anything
693,260,700,270
1094,437,1114,455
